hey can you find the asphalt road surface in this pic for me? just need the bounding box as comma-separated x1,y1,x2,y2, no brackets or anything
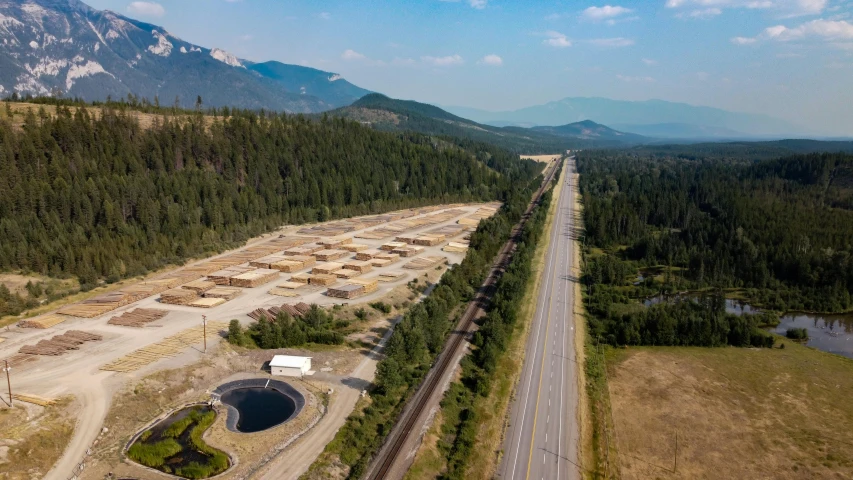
500,157,581,480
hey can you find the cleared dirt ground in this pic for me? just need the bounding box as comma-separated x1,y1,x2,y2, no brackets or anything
607,343,853,480
521,154,563,163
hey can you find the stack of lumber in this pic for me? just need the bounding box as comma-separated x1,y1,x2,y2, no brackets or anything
309,274,338,286
230,269,279,288
355,249,383,260
343,260,373,273
270,259,305,273
284,244,325,256
457,217,480,226
394,234,418,245
189,298,226,308
289,255,317,268
370,258,393,268
269,287,299,297
375,252,401,263
326,284,366,299
380,242,407,251
108,308,168,327
20,314,68,329
19,330,102,356
378,271,407,282
313,262,344,275
182,279,216,293
290,273,314,284
121,278,178,298
341,243,369,252
57,290,147,318
204,287,242,300
208,266,256,285
313,249,348,261
100,321,228,372
56,303,113,318
160,288,199,305
335,269,361,280
250,254,291,269
427,224,468,238
11,393,56,406
392,246,425,258
349,278,379,294
269,235,318,249
413,234,446,246
277,281,307,290
443,241,470,253
404,256,447,270
319,237,352,248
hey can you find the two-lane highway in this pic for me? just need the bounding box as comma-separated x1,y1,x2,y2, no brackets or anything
501,156,580,480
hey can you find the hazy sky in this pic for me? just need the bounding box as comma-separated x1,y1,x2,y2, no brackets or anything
86,0,853,135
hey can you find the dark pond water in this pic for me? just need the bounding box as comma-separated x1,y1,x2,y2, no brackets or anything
220,387,296,433
644,294,853,359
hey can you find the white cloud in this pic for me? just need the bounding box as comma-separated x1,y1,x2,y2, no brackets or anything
666,0,826,17
469,0,488,8
616,74,655,82
319,12,331,20
341,49,366,61
642,58,658,65
393,57,416,66
588,37,635,47
543,31,572,48
478,54,503,66
582,5,633,20
421,54,464,66
734,18,853,45
127,1,164,17
676,7,723,18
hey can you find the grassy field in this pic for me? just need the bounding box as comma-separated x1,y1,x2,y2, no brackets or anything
607,341,853,479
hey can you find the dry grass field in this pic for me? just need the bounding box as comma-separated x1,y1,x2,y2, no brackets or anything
607,343,853,480
0,397,75,480
521,154,562,163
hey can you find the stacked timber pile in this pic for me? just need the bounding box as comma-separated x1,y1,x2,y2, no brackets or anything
313,249,348,262
312,262,344,275
204,287,242,300
230,269,280,288
250,254,291,269
20,314,68,329
121,278,179,298
335,269,360,280
380,242,407,251
270,259,304,273
349,278,379,294
277,281,307,290
182,279,216,294
343,260,373,273
107,308,168,327
100,321,228,372
189,298,226,308
413,234,446,246
326,284,366,299
341,243,369,252
284,244,325,256
374,252,400,263
289,255,316,268
427,224,469,238
57,290,146,318
394,234,418,245
319,237,353,248
249,303,312,319
208,266,256,285
392,246,425,258
19,330,102,356
404,256,447,270
290,273,314,284
378,271,407,282
309,274,338,286
160,288,199,305
443,241,470,253
355,249,383,260
370,258,393,268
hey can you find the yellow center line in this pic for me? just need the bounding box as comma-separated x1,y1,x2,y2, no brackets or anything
524,175,564,480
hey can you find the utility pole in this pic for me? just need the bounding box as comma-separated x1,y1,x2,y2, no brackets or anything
202,315,208,353
674,430,679,474
3,360,11,406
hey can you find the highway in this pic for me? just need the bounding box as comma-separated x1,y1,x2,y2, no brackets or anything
500,156,581,480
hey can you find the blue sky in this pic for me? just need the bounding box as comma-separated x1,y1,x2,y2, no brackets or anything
86,0,853,135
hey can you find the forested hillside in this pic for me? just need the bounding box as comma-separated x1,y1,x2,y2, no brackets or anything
0,102,539,288
580,151,853,314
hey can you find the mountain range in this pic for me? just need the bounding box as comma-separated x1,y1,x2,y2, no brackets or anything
445,97,805,139
0,0,370,111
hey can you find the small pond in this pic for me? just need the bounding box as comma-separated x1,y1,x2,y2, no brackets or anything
127,405,230,479
644,294,853,359
220,387,296,433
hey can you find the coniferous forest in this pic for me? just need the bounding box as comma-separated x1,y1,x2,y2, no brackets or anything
0,102,539,288
579,150,853,346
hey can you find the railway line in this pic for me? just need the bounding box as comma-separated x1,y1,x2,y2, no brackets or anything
363,157,564,480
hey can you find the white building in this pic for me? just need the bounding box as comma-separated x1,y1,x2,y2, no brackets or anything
269,355,312,377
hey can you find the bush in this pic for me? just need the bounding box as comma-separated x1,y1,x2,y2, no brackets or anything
786,327,809,340
127,438,182,467
370,302,392,314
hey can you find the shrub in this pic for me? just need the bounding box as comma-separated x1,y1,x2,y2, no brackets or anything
127,438,182,467
786,327,809,340
370,302,392,314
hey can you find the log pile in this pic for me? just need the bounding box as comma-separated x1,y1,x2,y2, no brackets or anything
189,298,226,308
290,273,313,284
107,308,168,327
370,258,393,268
19,314,68,329
335,269,361,280
289,255,317,268
355,249,383,260
284,244,325,256
443,241,470,253
19,330,102,356
100,321,228,372
208,266,256,285
394,234,418,245
313,249,348,262
309,274,338,286
380,242,407,251
392,246,425,258
182,279,216,293
203,287,242,300
250,254,291,269
319,237,353,248
378,271,407,282
341,243,369,252
349,278,379,294
404,256,447,270
160,288,199,305
230,268,280,288
374,252,400,264
326,284,366,299
270,259,304,272
413,234,446,246
312,262,344,275
343,260,373,273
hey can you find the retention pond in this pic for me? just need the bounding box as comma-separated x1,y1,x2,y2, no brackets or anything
212,378,305,433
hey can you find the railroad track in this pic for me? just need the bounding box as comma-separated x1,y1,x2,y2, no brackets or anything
364,158,564,480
